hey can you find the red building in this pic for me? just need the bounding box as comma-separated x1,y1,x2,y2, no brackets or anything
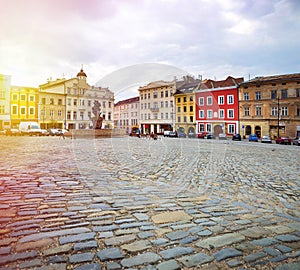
195,76,244,136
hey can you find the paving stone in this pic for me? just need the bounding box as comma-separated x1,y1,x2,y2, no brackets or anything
47,255,68,264
151,211,192,224
138,231,155,239
269,255,288,262
239,227,271,238
275,262,300,270
165,230,189,241
121,240,151,252
121,252,160,267
159,246,195,259
243,251,267,262
227,259,243,267
251,237,278,246
93,225,119,232
19,258,42,268
213,247,242,261
151,238,168,245
263,247,282,256
74,263,102,270
97,248,124,261
43,244,72,256
133,213,149,221
59,232,96,244
104,234,136,246
0,251,38,266
197,229,212,236
275,234,300,242
74,240,98,250
196,232,245,249
106,262,121,270
178,252,214,267
69,252,94,263
179,235,198,244
157,259,181,270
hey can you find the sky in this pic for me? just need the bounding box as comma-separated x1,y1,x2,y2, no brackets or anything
1,0,300,100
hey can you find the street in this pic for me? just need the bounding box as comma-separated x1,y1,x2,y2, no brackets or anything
0,136,299,269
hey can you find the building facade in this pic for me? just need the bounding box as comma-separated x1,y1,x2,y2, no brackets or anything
114,96,139,134
138,80,176,134
39,68,114,130
239,73,300,138
174,78,201,134
0,74,11,130
195,76,244,136
10,86,39,128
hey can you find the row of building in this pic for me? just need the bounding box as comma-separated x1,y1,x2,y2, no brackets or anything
1,69,300,139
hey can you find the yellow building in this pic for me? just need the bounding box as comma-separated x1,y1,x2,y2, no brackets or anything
174,78,200,135
10,86,39,128
0,74,11,130
239,73,300,139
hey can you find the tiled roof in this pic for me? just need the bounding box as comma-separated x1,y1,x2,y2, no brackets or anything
198,76,244,89
175,81,200,94
115,96,139,106
240,73,300,86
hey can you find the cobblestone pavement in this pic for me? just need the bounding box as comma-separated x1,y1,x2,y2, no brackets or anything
0,136,299,270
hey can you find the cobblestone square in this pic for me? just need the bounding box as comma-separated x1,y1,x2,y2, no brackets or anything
0,136,299,269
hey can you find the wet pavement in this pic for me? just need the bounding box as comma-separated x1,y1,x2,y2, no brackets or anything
0,135,299,269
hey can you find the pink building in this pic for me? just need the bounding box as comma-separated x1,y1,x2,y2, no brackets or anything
195,76,244,136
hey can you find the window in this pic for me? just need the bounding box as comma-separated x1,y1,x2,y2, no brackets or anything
271,90,277,99
74,99,77,106
153,102,158,109
184,116,187,122
88,112,91,119
20,107,26,115
228,109,234,118
67,98,71,105
58,99,62,105
88,100,91,106
228,124,235,134
244,107,250,116
50,110,54,117
148,103,150,109
29,95,35,102
0,105,4,114
281,106,288,116
296,88,300,97
244,92,249,100
227,95,234,104
207,96,212,105
219,109,224,118
281,89,287,99
12,105,18,114
218,96,224,105
177,97,181,103
207,110,212,118
190,106,193,112
74,89,77,95
255,107,262,116
148,93,150,99
165,90,168,97
29,107,34,115
165,101,168,108
296,106,300,116
20,94,26,101
160,101,164,108
165,113,168,119
255,91,261,100
206,124,211,132
183,106,187,112
199,97,204,106
199,110,204,118
80,112,84,120
190,116,193,122
144,94,147,100
189,95,193,101
271,107,278,116
183,97,187,102
12,94,18,100
161,91,164,98
199,124,205,132
148,113,151,119
73,111,77,120
178,116,181,122
161,113,164,119
50,98,54,105
58,110,62,117
67,111,71,120
153,92,158,98
170,101,173,108
141,104,143,110
177,107,181,112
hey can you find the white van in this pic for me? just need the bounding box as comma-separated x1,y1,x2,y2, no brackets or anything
19,122,43,136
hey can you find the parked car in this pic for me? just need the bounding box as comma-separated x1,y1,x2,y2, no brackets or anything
188,131,196,138
249,134,258,142
218,133,227,140
178,132,186,138
292,137,300,146
261,135,272,143
197,132,209,139
163,130,171,137
232,134,241,141
276,136,292,145
207,133,215,139
6,128,21,136
48,129,60,136
169,131,177,137
41,129,49,136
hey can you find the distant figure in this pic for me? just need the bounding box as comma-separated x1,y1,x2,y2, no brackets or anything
92,100,103,129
